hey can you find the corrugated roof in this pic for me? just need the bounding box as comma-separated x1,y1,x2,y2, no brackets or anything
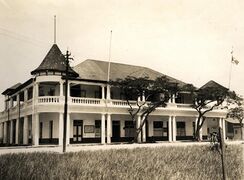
31,44,79,77
2,83,22,95
74,59,187,87
200,80,228,90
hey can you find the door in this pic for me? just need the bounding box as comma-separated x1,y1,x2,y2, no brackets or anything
112,121,120,142
73,120,83,143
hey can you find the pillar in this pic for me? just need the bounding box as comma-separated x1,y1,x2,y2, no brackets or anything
168,116,172,142
32,113,39,146
15,118,19,144
35,83,39,98
3,122,7,144
172,94,175,103
222,118,226,141
106,85,111,100
219,118,222,128
66,113,70,145
60,81,64,96
137,115,141,143
24,89,28,102
59,113,64,146
10,120,13,144
101,86,105,99
172,116,176,142
107,114,111,143
101,114,106,144
23,116,28,145
142,91,145,102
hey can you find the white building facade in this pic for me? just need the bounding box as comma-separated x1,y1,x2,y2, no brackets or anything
0,44,229,146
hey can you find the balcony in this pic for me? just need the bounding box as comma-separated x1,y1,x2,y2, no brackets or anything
38,96,61,104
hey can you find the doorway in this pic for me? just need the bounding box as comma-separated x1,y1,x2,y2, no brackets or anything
112,121,120,142
73,120,83,143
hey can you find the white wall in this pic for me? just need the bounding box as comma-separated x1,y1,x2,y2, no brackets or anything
39,113,59,138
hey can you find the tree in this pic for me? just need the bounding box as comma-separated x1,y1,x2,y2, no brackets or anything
188,81,238,141
110,75,180,143
227,105,244,140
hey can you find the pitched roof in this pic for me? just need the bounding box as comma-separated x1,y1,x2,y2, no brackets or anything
200,80,228,91
31,44,79,77
74,59,187,87
2,83,22,95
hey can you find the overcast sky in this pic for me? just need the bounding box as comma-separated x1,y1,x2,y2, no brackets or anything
0,0,244,111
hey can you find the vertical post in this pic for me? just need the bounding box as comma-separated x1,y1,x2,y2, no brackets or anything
101,114,106,144
59,113,64,146
106,85,111,100
172,116,176,142
101,86,105,99
63,50,71,153
3,122,7,144
168,116,172,142
107,114,111,143
23,116,28,145
10,120,13,144
172,94,175,103
60,81,63,97
32,113,39,146
222,118,226,141
219,127,227,180
15,119,19,144
66,113,70,145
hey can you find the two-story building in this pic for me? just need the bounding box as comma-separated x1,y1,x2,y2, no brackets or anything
0,44,229,146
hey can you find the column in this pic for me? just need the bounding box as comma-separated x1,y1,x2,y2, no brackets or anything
168,116,172,142
15,118,19,144
142,91,145,102
142,116,146,142
172,94,175,103
32,113,39,146
172,116,176,142
3,122,7,144
23,116,29,145
66,113,70,145
67,82,70,97
106,85,111,100
60,81,64,96
137,115,141,143
59,113,64,146
10,120,13,144
101,86,105,99
24,89,28,102
219,118,222,128
106,114,111,143
222,118,226,141
35,83,39,98
101,114,106,144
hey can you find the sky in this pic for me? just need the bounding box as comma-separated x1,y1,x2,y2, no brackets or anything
0,0,244,111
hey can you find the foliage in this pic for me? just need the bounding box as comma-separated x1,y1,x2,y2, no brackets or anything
110,76,180,142
0,145,243,180
228,103,244,140
190,83,238,141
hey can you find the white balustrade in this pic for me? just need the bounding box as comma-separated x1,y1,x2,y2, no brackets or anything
176,103,192,108
71,97,101,105
38,96,60,103
112,100,137,106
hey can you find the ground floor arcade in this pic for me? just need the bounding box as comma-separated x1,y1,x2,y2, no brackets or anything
0,113,227,146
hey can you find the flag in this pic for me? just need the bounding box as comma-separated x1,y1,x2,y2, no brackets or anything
231,56,239,65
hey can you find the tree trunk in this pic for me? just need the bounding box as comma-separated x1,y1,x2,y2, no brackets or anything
241,125,243,140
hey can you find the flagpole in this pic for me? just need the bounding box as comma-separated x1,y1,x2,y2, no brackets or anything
228,47,233,90
107,30,112,82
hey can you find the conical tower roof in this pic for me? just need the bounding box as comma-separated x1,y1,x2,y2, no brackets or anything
31,44,79,77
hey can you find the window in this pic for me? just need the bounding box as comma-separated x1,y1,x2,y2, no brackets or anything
153,121,164,136
48,88,55,96
39,122,43,139
81,90,86,97
49,121,53,139
95,120,101,137
177,122,186,136
27,87,33,100
124,121,135,137
95,91,101,98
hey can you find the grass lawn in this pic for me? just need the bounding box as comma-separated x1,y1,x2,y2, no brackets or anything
0,144,243,180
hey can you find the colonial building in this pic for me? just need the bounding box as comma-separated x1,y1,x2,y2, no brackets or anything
0,44,230,146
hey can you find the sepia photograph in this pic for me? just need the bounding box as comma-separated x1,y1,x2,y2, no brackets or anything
0,0,243,179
